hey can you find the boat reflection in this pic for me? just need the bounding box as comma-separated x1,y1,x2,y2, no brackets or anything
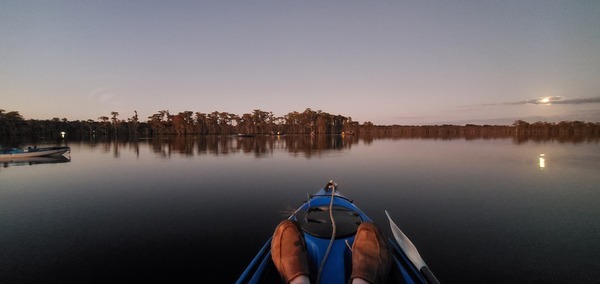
1,155,71,168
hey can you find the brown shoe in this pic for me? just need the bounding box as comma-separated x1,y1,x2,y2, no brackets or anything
271,220,310,283
350,222,391,284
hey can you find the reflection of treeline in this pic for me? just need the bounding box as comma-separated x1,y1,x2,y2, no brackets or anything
70,129,597,162
78,134,356,159
148,134,355,159
1,109,599,141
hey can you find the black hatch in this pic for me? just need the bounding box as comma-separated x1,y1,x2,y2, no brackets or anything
297,205,363,239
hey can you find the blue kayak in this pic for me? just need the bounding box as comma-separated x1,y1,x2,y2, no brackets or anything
236,181,439,284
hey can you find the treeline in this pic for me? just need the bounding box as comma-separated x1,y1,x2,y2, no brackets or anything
1,109,599,140
0,108,359,139
362,120,600,141
145,108,358,136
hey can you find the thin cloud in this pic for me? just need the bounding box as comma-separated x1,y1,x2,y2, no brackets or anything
551,97,600,104
506,96,600,105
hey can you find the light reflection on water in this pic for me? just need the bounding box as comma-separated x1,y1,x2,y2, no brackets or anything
1,135,599,283
539,154,546,169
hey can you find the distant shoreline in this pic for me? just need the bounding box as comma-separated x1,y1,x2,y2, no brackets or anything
2,108,599,139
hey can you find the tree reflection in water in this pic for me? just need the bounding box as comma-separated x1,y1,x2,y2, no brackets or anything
63,130,599,161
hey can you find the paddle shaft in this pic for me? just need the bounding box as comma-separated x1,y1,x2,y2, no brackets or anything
421,266,440,284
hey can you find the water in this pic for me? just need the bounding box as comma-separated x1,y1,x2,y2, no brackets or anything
1,135,599,283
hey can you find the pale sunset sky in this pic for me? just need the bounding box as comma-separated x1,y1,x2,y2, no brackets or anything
1,1,599,125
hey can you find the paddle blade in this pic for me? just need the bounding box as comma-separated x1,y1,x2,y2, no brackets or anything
384,210,426,269
385,210,440,283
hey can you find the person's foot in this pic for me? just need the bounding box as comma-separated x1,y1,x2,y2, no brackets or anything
350,222,391,284
271,220,310,283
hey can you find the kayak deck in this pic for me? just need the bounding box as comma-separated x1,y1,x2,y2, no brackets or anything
237,186,431,284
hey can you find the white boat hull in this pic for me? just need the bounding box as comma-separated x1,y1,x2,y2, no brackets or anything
0,147,70,161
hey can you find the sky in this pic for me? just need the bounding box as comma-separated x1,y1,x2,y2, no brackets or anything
1,1,599,125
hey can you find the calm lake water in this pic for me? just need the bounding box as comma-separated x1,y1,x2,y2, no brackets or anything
1,135,599,283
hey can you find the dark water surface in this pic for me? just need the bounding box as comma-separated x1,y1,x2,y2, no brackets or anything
1,135,599,283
